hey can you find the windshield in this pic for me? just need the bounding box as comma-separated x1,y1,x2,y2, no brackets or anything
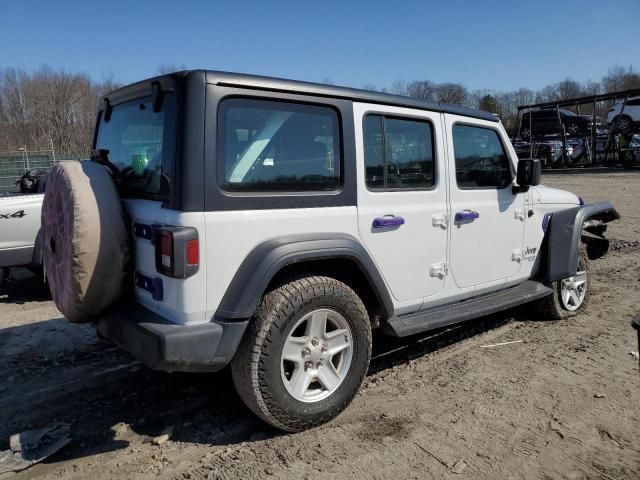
95,94,175,201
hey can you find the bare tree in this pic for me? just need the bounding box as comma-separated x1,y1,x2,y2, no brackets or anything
0,65,122,154
156,64,188,75
478,93,499,113
435,82,469,105
390,79,409,96
602,65,640,93
407,80,437,101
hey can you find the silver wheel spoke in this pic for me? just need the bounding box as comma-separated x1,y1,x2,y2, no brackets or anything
289,366,312,398
306,310,327,337
282,336,306,363
326,329,350,355
317,363,342,392
570,290,581,306
573,271,587,286
563,288,572,306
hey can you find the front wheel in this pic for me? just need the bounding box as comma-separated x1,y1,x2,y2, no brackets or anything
534,247,590,319
231,275,372,432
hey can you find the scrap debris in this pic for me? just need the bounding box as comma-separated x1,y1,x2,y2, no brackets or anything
0,423,70,473
480,340,523,349
451,458,467,474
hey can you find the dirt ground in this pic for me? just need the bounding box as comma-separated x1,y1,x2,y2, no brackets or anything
1,172,639,480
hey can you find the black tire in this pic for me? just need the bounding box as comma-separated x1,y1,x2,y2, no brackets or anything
566,123,579,136
615,115,633,133
231,275,372,432
534,246,590,320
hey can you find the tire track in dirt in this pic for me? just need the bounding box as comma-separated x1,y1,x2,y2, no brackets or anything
1,173,639,479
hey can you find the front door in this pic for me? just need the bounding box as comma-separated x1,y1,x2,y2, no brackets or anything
354,103,449,312
444,115,525,289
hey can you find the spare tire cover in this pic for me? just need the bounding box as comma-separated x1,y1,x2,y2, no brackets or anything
42,161,130,322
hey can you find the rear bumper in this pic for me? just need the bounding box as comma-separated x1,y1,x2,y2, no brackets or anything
94,302,248,372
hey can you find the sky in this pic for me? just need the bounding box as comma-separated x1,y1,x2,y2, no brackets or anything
1,0,639,92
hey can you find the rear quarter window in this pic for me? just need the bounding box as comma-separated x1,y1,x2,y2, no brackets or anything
217,98,341,192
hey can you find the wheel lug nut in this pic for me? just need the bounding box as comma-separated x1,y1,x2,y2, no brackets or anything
304,361,313,370
321,345,327,353
311,338,319,347
318,359,324,367
302,347,310,357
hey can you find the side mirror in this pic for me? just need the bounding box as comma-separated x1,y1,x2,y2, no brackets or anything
516,158,541,188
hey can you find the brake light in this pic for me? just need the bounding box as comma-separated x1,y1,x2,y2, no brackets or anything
186,239,199,266
154,226,199,278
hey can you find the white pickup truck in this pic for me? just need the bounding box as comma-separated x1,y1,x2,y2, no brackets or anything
0,173,45,273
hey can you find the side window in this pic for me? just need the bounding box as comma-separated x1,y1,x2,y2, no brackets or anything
452,124,512,189
363,114,435,190
218,98,341,192
626,97,640,106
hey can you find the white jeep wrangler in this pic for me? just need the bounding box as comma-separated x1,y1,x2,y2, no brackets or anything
41,71,619,432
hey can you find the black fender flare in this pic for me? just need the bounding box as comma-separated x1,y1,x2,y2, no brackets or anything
214,233,394,320
545,201,619,282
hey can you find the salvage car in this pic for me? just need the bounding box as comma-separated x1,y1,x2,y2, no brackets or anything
607,96,640,132
519,108,595,139
0,171,45,272
514,140,572,168
41,71,619,432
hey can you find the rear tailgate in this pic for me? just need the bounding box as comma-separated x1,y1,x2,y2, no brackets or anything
123,198,207,325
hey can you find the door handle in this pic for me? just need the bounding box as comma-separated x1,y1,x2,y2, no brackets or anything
372,215,405,228
455,210,480,222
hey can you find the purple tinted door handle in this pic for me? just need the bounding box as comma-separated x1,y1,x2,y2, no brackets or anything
372,216,405,228
455,210,480,222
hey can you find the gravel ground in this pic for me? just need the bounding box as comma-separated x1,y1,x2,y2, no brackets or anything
1,172,639,480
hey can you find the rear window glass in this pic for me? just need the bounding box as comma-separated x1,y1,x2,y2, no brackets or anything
95,94,175,200
218,98,341,192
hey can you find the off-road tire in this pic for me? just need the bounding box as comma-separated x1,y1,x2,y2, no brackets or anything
534,246,590,319
231,275,372,432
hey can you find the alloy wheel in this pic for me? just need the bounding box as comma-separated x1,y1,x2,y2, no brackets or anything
560,269,587,311
280,309,353,403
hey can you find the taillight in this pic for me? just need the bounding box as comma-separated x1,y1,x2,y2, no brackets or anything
154,226,199,278
186,239,199,266
158,230,173,270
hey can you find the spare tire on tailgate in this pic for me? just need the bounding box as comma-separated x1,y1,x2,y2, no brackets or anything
42,161,130,323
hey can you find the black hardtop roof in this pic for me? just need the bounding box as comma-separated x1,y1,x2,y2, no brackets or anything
103,69,498,122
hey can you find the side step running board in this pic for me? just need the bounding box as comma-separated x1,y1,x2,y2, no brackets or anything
386,280,552,337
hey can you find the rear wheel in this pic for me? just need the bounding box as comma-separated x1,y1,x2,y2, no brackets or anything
534,247,590,319
231,276,371,432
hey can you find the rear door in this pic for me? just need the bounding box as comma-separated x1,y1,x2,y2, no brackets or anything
354,103,448,314
444,115,525,290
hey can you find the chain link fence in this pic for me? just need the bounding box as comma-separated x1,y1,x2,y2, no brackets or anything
0,150,85,192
